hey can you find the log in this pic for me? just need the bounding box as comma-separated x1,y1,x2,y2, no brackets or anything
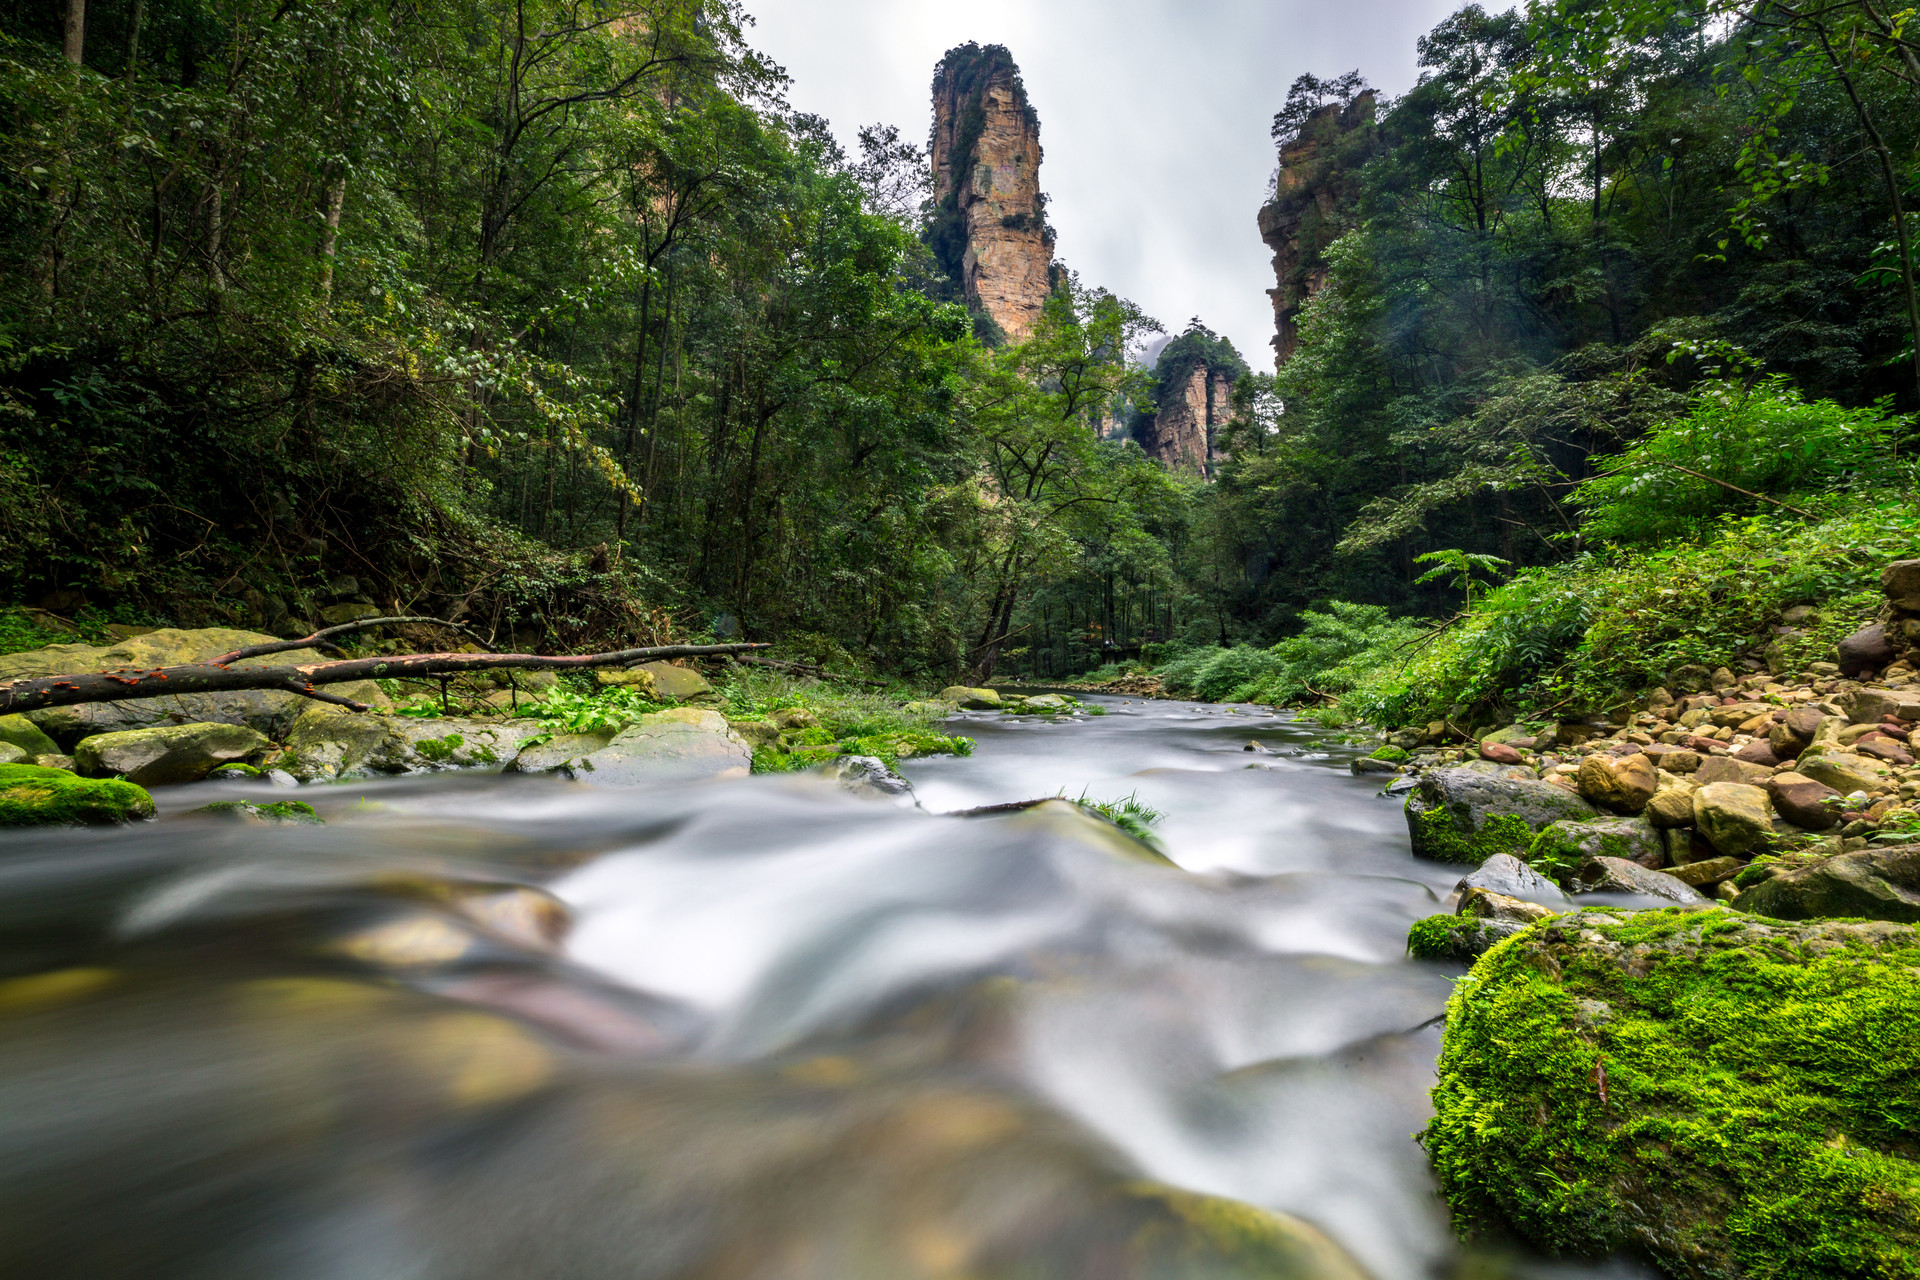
0,639,766,717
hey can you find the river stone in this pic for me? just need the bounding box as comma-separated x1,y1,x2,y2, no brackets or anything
1528,817,1664,870
593,666,659,693
282,706,402,782
730,720,784,749
1766,771,1842,830
1882,559,1920,614
1407,914,1528,962
1691,754,1773,787
188,799,324,825
1406,768,1597,863
1460,887,1557,925
1840,622,1898,676
1422,908,1920,1277
0,763,155,826
1732,845,1920,922
1841,687,1920,725
0,743,24,766
1662,855,1742,889
569,709,749,784
1644,787,1697,829
506,730,619,777
1692,782,1774,856
1797,750,1896,796
1455,853,1573,909
821,755,915,801
0,628,389,747
1858,738,1915,766
1575,752,1657,815
376,719,544,773
770,708,822,731
1023,693,1071,712
0,713,59,758
72,721,271,787
637,661,711,699
937,685,1003,710
1571,856,1711,903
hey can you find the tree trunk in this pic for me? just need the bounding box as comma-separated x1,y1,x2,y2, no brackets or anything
63,0,85,65
317,172,347,307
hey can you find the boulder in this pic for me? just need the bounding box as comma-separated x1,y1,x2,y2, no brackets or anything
900,701,952,717
281,706,402,782
0,628,390,746
593,666,659,694
1839,622,1897,677
0,764,155,826
1644,787,1698,829
1482,725,1539,749
1668,664,1713,693
1644,746,1702,773
73,721,272,786
1575,752,1658,815
1527,817,1664,871
1407,914,1529,963
937,686,1003,710
1691,755,1774,787
770,708,822,731
0,713,58,758
821,755,915,801
1692,782,1774,856
1857,738,1915,766
1455,854,1573,909
729,720,785,749
1766,772,1842,830
1460,887,1558,925
1662,855,1742,888
1706,701,1774,729
1883,559,1920,614
1732,845,1920,922
1769,705,1827,759
1730,739,1779,767
638,661,711,700
1797,750,1896,796
0,743,26,766
283,711,542,782
188,799,324,825
1421,909,1920,1277
1840,687,1920,725
1351,757,1399,775
1405,768,1598,864
567,709,750,784
1023,693,1071,712
1479,741,1524,765
506,730,619,776
1571,856,1710,904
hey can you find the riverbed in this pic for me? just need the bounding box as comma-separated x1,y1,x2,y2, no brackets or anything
0,694,1655,1278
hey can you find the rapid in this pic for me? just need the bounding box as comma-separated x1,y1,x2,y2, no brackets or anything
0,696,1656,1279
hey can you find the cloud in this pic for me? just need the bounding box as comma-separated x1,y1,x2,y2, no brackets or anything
740,0,1466,370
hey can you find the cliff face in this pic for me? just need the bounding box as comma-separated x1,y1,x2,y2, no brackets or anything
1134,326,1247,476
1258,91,1378,369
929,44,1053,343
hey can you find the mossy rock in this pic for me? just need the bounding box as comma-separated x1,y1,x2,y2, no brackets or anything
0,713,58,759
1421,907,1920,1277
1369,744,1411,763
1524,817,1663,882
189,799,323,825
1405,768,1598,864
0,764,155,826
1407,913,1524,962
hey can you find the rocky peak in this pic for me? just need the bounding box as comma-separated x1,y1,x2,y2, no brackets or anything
927,43,1053,344
1132,324,1247,476
1258,81,1380,369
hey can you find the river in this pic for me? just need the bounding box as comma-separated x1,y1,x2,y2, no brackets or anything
0,694,1655,1278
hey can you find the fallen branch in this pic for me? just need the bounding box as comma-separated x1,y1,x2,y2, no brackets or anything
0,643,767,717
211,616,499,663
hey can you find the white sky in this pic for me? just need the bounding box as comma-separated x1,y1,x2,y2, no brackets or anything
740,0,1468,371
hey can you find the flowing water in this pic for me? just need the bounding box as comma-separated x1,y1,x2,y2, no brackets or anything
0,696,1657,1279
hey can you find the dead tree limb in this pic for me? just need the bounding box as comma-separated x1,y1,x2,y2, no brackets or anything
211,616,499,663
0,643,767,717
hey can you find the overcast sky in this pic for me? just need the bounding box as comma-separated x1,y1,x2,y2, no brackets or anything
740,0,1466,371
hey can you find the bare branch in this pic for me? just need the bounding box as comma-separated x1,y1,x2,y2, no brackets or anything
211,616,499,663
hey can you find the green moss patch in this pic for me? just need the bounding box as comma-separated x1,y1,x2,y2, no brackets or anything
191,799,323,824
1411,806,1537,865
1420,907,1920,1277
0,764,155,826
1369,744,1411,763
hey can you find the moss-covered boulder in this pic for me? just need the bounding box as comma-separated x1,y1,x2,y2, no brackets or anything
1525,816,1663,877
1406,767,1597,863
1731,844,1920,922
1421,907,1920,1278
938,685,1003,710
188,799,323,825
0,713,59,759
0,764,155,826
73,721,271,786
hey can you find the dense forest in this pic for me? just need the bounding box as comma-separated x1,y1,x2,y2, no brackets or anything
2,0,1918,726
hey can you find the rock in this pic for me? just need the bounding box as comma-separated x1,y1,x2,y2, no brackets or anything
1711,667,1737,690
1661,855,1742,888
1023,693,1071,711
937,685,1003,710
770,708,823,731
1569,856,1711,903
0,713,58,758
1769,705,1826,758
1350,757,1398,775
188,799,323,824
1407,914,1528,962
900,701,951,717
0,627,388,746
281,705,403,782
1644,787,1698,829
1840,687,1920,725
505,730,619,776
1459,887,1558,925
638,661,711,700
0,742,24,766
729,720,785,749
1691,781,1774,856
318,602,382,627
1482,724,1538,749
1732,845,1920,922
1765,772,1842,830
1883,559,1920,613
1796,750,1896,796
1406,768,1598,864
1645,746,1702,773
1858,738,1916,766
1527,817,1665,871
567,709,750,784
1668,663,1713,693
0,764,155,826
1707,700,1775,729
1422,909,1920,1277
1691,755,1774,786
593,666,659,694
1839,622,1897,677
1575,752,1658,815
821,755,915,800
1479,740,1524,765
73,721,272,786
283,711,542,781
1730,739,1779,767
1455,854,1574,908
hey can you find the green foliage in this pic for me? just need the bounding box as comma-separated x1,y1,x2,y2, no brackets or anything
1407,914,1494,961
1421,908,1920,1274
1070,790,1164,850
1574,379,1912,542
513,687,666,738
1413,550,1510,609
1155,603,1425,705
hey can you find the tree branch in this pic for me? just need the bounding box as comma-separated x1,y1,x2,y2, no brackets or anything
211,615,499,663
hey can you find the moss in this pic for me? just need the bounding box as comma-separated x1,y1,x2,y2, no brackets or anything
0,764,155,826
1369,744,1411,763
192,799,323,824
207,762,264,778
1419,907,1920,1277
1408,915,1483,960
1412,805,1537,864
413,734,464,763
